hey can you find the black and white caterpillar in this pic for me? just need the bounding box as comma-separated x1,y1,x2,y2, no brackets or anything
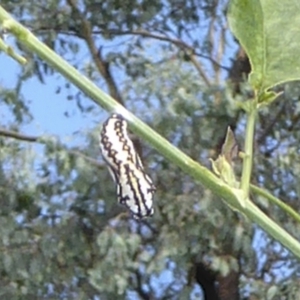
99,114,155,219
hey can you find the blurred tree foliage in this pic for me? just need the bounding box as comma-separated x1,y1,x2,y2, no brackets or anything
1,0,300,299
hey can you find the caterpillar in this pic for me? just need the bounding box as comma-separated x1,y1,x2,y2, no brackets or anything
99,114,155,219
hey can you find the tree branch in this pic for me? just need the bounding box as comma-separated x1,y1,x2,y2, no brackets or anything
0,127,103,168
66,0,124,104
98,29,227,69
135,271,151,300
217,269,240,300
34,26,229,84
195,262,219,300
0,128,37,142
91,28,222,86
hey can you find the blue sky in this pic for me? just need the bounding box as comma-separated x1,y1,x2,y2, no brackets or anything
0,48,103,144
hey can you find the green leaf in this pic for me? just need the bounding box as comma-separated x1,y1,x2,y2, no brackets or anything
210,127,238,187
221,127,238,163
267,285,278,300
228,0,300,92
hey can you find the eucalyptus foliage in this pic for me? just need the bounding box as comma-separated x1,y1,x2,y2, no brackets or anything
0,0,300,299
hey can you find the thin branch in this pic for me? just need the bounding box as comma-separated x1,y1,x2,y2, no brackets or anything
250,184,300,224
215,27,226,84
94,29,211,86
0,128,103,168
33,26,229,75
0,128,37,142
0,35,27,64
187,53,211,86
135,271,151,300
66,0,124,104
103,29,213,62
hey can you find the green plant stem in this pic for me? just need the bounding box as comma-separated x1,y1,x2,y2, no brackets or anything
242,198,300,256
1,6,300,259
240,103,256,196
250,184,300,223
0,37,26,64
